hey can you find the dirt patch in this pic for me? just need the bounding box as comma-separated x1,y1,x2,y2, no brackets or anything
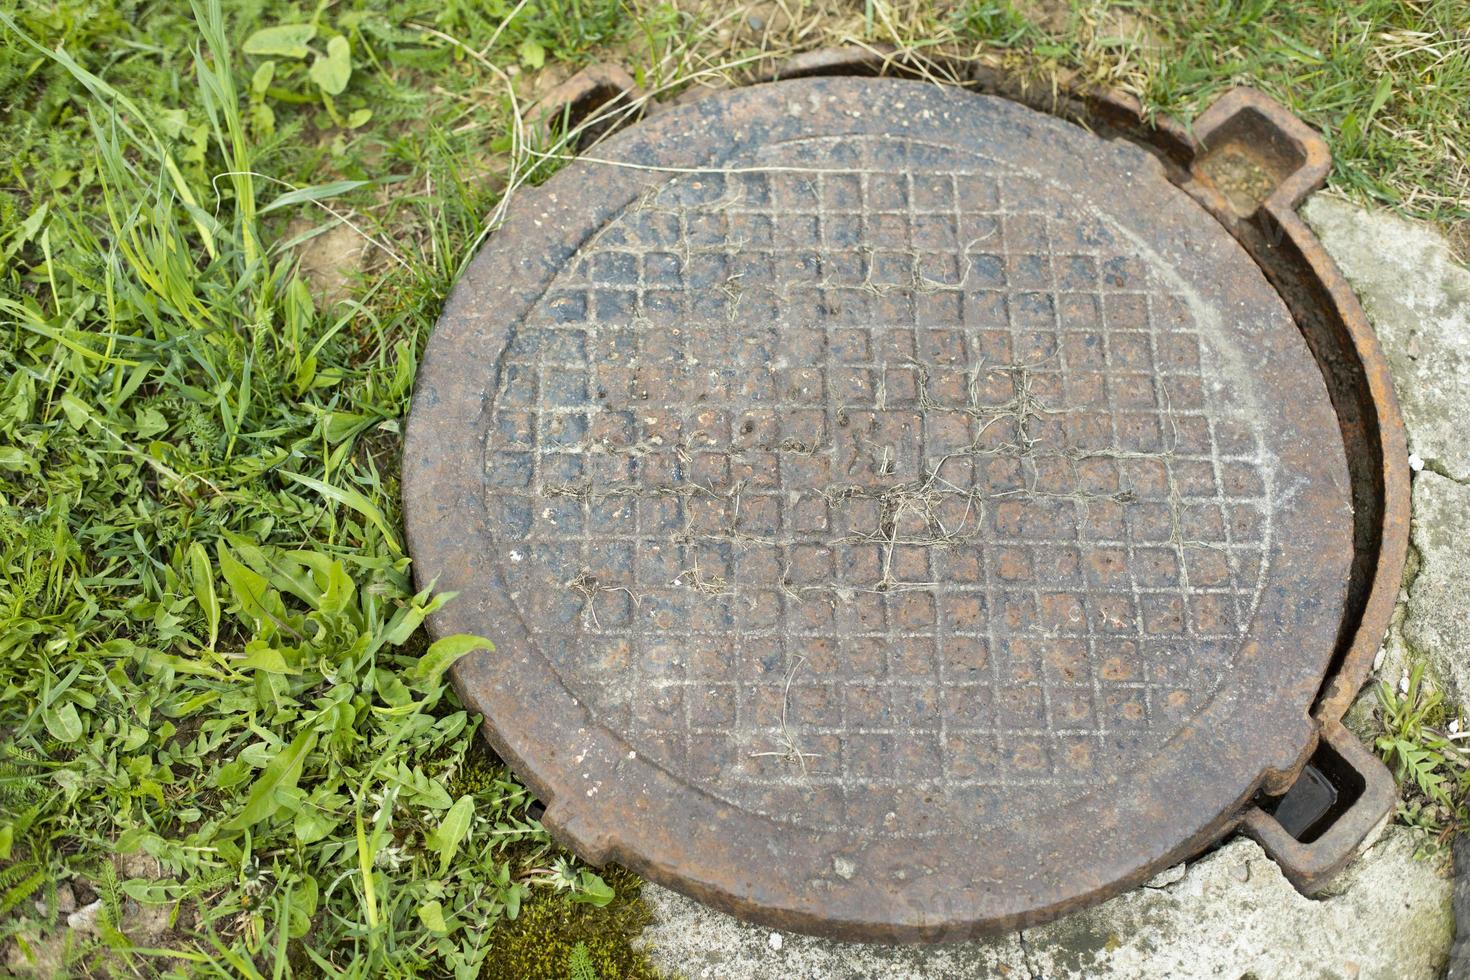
517,58,577,104
2,854,185,978
733,1,796,44
1096,7,1159,57
289,218,369,309
1198,146,1278,216
1014,0,1070,33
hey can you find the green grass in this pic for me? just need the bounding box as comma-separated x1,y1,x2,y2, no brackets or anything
0,0,1467,975
1376,664,1470,852
996,0,1470,219
0,0,641,974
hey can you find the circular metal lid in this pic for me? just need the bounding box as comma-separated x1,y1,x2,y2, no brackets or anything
404,77,1353,939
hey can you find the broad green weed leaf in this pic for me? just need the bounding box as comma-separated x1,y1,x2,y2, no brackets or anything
379,588,451,650
287,875,320,937
374,669,414,709
1,201,47,262
250,100,275,136
390,762,452,810
115,827,164,854
503,879,523,919
43,701,83,743
243,23,315,59
408,634,492,692
418,899,448,934
213,760,252,790
317,560,356,617
237,642,297,674
0,447,36,473
428,795,474,874
120,880,180,904
187,542,218,649
294,804,338,845
518,38,545,69
59,393,90,429
571,870,614,907
218,545,277,636
297,874,319,918
250,59,275,95
226,729,317,830
309,36,352,95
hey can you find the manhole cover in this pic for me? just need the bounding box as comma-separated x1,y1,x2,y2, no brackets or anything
405,77,1396,939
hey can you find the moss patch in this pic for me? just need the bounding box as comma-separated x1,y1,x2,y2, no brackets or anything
482,865,665,980
450,742,663,978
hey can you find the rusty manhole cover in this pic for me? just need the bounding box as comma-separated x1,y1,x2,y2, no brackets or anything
405,77,1403,939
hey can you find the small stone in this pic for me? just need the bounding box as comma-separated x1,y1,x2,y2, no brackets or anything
1409,452,1425,472
5,931,65,977
119,853,161,880
121,895,173,946
67,899,103,934
768,931,783,951
56,883,76,914
833,856,856,880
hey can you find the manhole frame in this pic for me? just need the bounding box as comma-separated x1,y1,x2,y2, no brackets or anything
403,55,1409,940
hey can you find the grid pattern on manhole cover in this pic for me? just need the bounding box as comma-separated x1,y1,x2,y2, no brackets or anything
483,134,1272,834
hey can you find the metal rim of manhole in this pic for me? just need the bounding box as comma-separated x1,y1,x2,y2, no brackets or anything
403,61,1409,942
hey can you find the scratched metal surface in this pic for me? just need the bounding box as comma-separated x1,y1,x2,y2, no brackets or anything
403,77,1355,939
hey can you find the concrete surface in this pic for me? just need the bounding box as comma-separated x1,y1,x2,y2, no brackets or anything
639,828,1449,979
1400,471,1470,704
